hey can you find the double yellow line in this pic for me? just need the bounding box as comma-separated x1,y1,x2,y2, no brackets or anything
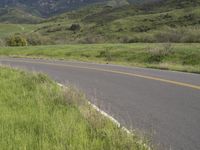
2,59,200,90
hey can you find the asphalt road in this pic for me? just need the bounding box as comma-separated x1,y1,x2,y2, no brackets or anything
0,57,200,150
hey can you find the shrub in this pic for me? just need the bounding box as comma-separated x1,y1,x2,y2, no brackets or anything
26,33,54,45
154,30,182,42
180,28,200,43
121,35,155,43
69,24,81,31
97,49,112,61
147,47,164,63
132,25,151,32
162,43,174,55
154,27,200,43
6,35,27,47
121,36,132,43
182,53,200,65
161,13,172,19
80,35,103,44
146,43,174,63
81,37,96,44
46,27,64,33
26,33,43,45
183,13,195,21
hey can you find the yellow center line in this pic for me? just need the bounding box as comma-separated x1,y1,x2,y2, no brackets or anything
2,59,200,90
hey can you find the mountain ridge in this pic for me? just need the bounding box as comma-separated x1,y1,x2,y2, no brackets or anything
0,0,160,17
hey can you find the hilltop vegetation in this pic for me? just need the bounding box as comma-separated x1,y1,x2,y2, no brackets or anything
0,0,106,17
0,0,155,24
38,1,200,44
0,0,158,18
0,0,199,45
0,7,43,24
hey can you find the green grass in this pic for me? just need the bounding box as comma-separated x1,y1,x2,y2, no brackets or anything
0,23,38,38
0,67,148,150
31,3,200,44
0,43,200,73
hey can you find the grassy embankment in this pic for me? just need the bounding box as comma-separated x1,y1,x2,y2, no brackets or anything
0,67,149,150
0,43,200,73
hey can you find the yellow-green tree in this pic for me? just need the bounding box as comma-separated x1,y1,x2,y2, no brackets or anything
6,35,28,46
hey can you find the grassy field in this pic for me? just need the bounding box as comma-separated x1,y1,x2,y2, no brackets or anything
0,43,200,73
0,67,149,150
0,23,39,38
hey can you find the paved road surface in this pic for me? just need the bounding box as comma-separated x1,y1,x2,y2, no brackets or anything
0,57,200,150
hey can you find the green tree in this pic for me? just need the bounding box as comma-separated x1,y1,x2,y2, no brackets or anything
6,35,27,46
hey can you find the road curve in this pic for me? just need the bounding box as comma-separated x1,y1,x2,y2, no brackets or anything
0,57,200,150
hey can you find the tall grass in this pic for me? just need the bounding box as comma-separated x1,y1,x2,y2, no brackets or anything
0,67,148,150
0,43,200,73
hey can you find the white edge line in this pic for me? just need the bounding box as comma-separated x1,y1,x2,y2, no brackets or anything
56,83,130,134
57,83,151,149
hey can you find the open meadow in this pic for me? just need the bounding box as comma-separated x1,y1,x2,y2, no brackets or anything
0,43,200,73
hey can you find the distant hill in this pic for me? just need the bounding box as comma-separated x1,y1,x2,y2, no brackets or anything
0,0,159,17
34,0,200,44
0,0,199,44
140,0,200,12
0,0,162,24
0,0,110,17
0,7,43,23
0,0,108,23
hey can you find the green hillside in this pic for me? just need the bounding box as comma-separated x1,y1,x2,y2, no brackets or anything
30,1,200,44
0,0,158,19
0,7,43,24
0,0,199,44
0,0,108,18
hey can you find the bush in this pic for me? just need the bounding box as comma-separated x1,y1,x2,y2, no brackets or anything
26,33,54,45
154,30,183,42
180,28,200,43
97,49,112,61
69,24,81,31
46,26,65,33
132,25,151,32
121,35,155,43
154,27,200,43
121,36,133,43
6,35,27,47
182,53,200,65
146,43,174,63
80,35,103,44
